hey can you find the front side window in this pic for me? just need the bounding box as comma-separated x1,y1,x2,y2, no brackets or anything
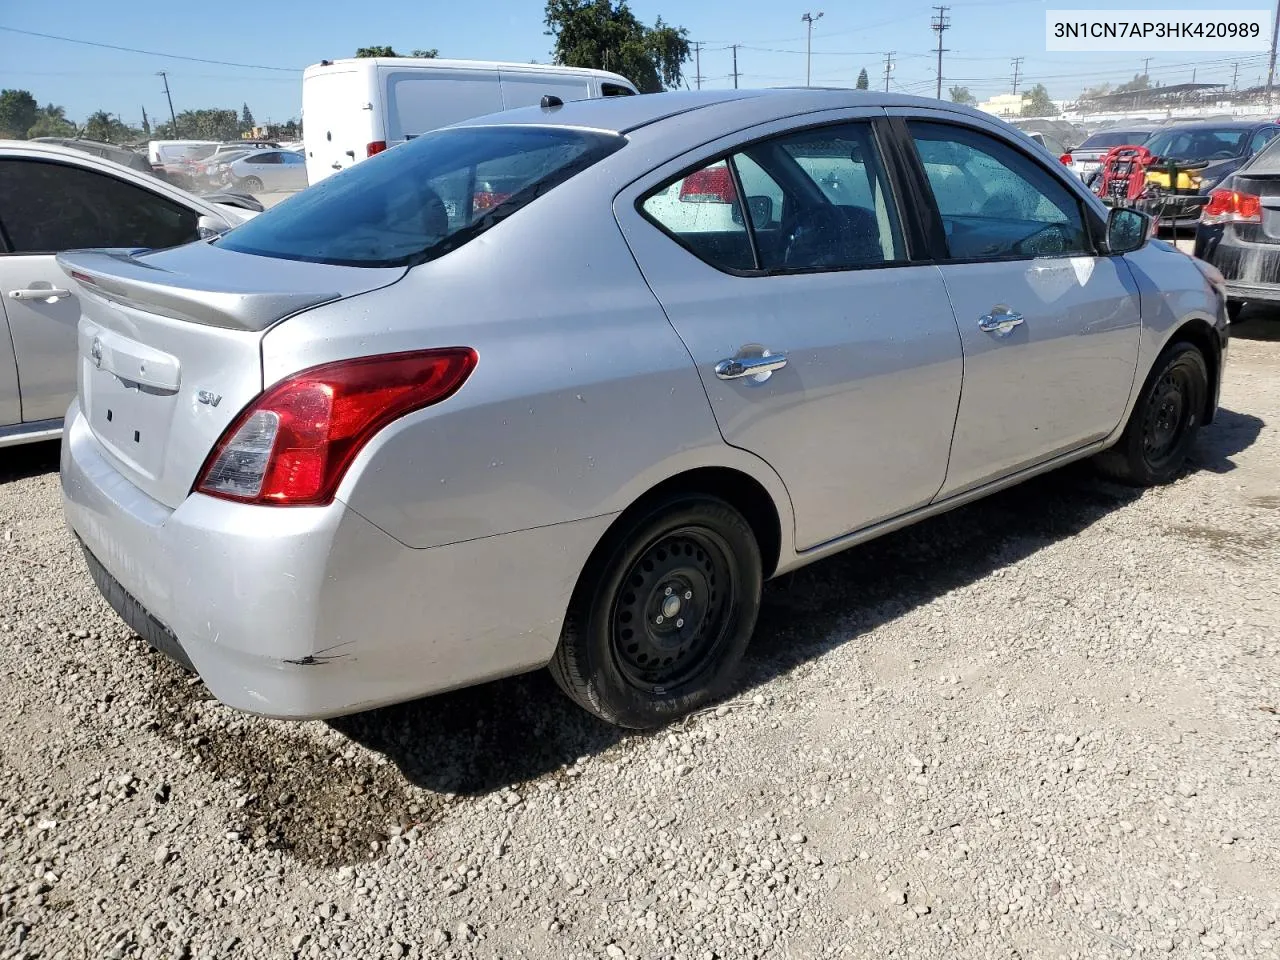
908,120,1090,260
217,126,625,268
641,121,904,274
0,159,199,254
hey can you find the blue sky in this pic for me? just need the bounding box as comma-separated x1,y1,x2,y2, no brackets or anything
1,0,1275,128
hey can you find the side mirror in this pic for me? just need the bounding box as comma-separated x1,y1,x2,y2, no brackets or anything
1104,207,1151,254
197,214,232,240
731,195,775,228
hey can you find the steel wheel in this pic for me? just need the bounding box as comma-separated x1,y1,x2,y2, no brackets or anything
1141,366,1194,471
609,527,736,694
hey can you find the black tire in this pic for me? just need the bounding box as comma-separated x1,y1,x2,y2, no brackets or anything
550,494,762,729
1095,341,1209,486
1227,299,1245,322
239,176,263,192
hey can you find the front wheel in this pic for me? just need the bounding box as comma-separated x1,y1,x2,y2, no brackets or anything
238,176,263,192
1095,341,1209,486
550,495,762,728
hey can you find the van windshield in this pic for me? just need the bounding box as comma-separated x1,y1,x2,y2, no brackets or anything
217,126,625,268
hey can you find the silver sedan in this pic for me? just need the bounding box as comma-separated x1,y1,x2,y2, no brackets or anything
58,90,1229,728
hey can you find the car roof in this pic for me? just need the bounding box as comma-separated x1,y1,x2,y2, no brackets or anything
452,87,986,136
1152,120,1270,131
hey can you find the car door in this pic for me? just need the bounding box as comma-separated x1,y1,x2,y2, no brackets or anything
280,151,309,190
616,115,964,551
0,156,201,423
891,113,1142,498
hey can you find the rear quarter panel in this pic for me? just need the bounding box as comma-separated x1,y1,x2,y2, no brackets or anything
259,161,795,551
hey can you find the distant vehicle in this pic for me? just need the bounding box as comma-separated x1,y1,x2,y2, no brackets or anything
228,149,308,192
301,56,639,185
1024,130,1071,163
1139,120,1280,224
196,149,256,188
1064,126,1157,183
1195,131,1280,318
0,140,255,448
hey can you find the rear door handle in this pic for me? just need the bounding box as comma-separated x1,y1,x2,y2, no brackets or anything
715,353,788,380
978,310,1024,335
9,288,71,302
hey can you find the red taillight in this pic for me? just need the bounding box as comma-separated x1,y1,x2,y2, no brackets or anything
679,162,737,203
1059,153,1073,165
472,190,513,212
366,140,388,158
195,348,478,506
1201,187,1263,225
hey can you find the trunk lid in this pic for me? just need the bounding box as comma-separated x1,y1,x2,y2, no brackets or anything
1230,171,1280,243
58,243,404,508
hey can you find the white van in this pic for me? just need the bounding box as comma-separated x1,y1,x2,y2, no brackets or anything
301,57,639,185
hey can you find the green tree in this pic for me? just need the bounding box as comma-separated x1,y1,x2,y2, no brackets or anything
240,102,255,133
856,68,869,90
949,85,976,105
355,45,438,57
27,103,76,139
545,0,690,93
155,108,238,140
1021,83,1059,117
281,118,300,139
0,89,38,139
83,110,142,143
1115,73,1150,94
411,49,439,58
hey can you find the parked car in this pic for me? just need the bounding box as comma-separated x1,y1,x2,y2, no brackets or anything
0,140,256,448
228,149,308,192
1063,126,1157,183
1194,131,1280,317
58,90,1228,729
195,149,255,189
1138,120,1280,224
301,56,638,185
1024,130,1071,163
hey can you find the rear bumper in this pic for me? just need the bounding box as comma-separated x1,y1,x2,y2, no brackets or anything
61,406,611,719
1198,226,1280,302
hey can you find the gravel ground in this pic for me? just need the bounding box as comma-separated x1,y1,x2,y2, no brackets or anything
2,317,1278,960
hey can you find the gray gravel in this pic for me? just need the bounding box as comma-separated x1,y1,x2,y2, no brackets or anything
2,320,1279,960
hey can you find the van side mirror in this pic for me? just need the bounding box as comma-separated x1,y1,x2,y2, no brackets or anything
1104,207,1151,254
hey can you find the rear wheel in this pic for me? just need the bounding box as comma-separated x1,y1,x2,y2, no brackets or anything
550,495,762,728
1227,299,1245,322
239,176,263,192
1095,341,1208,486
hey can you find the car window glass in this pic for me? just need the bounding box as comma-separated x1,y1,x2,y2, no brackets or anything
0,159,199,255
908,121,1089,260
1250,128,1276,153
640,121,903,274
641,159,755,271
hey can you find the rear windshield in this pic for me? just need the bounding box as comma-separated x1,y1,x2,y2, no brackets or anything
1080,131,1150,150
217,126,625,267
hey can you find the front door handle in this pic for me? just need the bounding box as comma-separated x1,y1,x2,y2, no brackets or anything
9,288,71,302
978,309,1025,335
715,353,788,380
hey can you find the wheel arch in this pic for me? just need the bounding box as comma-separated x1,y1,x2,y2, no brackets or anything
1164,316,1223,425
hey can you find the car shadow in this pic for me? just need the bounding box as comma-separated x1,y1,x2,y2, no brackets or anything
0,440,60,485
332,407,1263,797
1232,308,1280,342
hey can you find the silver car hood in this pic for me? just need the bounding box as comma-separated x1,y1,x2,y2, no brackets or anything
57,242,405,332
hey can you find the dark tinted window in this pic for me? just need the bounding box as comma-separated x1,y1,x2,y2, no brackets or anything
602,83,636,97
1244,132,1280,173
0,159,199,255
1249,127,1277,154
1079,131,1151,150
1144,128,1249,162
641,122,903,274
909,121,1089,260
218,126,624,267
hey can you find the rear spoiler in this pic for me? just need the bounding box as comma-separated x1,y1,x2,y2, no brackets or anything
57,248,341,332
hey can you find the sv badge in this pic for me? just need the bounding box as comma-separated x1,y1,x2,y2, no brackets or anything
196,390,222,408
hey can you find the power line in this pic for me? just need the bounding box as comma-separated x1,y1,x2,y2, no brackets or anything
0,24,298,72
932,6,951,99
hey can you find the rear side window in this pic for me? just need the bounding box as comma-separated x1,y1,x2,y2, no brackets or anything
0,159,198,254
641,121,903,274
217,126,625,267
1244,133,1280,173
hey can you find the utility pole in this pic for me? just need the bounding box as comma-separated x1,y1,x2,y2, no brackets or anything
802,11,824,87
156,71,178,137
1233,61,1240,90
932,6,951,100
883,51,895,92
1267,0,1280,107
729,44,741,89
1143,57,1151,79
140,105,150,137
692,42,703,89
1011,56,1024,94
